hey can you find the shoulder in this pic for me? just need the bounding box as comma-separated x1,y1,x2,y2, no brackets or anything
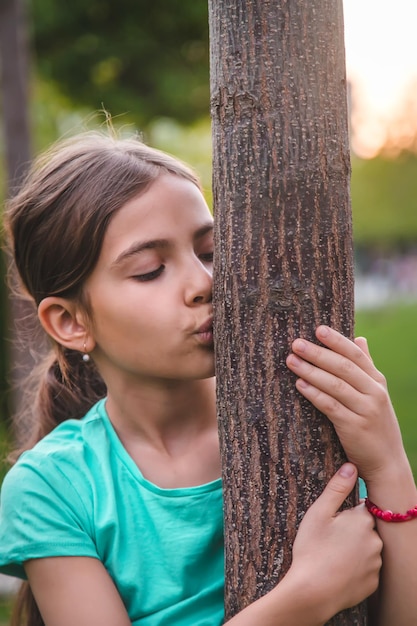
1,400,110,502
0,404,110,578
34,398,108,453
14,399,107,466
0,401,112,572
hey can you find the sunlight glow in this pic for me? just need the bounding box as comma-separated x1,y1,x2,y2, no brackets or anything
343,0,417,157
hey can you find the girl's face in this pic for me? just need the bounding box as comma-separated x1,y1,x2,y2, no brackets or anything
84,174,214,390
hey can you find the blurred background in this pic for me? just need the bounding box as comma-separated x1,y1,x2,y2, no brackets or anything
0,0,417,612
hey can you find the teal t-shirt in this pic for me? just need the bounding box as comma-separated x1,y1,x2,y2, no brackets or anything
0,399,225,626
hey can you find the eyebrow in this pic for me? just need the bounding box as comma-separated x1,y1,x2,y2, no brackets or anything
111,222,213,268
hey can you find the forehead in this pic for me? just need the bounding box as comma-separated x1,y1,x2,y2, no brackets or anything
100,174,213,257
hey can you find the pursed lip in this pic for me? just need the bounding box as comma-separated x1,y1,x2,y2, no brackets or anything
195,317,214,345
197,317,214,334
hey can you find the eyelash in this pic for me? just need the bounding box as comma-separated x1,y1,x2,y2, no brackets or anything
133,265,165,282
132,252,212,282
200,252,214,263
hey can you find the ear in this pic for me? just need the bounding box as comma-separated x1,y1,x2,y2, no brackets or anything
38,297,94,353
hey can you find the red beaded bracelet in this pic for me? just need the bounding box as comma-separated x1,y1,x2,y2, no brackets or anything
365,498,417,522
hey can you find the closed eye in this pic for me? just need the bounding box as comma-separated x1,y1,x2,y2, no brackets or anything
199,252,214,263
132,265,165,282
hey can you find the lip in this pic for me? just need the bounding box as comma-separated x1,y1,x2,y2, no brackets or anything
195,317,214,345
198,317,213,334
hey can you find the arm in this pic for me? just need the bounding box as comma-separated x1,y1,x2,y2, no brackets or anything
24,466,381,626
25,557,131,626
224,464,381,626
286,325,417,626
354,336,417,626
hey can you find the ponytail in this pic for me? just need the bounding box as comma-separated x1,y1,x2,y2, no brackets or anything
10,344,106,461
11,583,44,626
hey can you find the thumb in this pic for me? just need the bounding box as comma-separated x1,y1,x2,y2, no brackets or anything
312,463,358,518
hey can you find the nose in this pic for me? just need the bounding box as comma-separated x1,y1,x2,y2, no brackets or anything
184,257,212,305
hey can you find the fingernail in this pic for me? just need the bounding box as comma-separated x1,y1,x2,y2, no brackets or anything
293,339,306,353
317,325,329,338
338,463,355,478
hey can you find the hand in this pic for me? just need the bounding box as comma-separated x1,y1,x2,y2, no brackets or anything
286,325,406,483
289,463,382,621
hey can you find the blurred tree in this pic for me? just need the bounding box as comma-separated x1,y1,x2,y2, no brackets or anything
30,0,209,127
0,0,31,190
0,0,37,427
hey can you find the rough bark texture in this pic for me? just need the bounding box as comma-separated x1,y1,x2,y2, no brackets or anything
209,1,367,624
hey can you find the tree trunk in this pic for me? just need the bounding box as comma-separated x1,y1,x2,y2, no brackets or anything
209,1,367,624
0,0,31,191
0,0,35,424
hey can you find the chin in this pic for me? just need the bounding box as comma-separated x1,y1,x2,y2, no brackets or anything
192,364,215,380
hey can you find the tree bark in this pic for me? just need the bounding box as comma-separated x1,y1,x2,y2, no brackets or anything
209,1,367,624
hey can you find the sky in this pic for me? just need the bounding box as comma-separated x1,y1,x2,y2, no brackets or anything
342,0,417,156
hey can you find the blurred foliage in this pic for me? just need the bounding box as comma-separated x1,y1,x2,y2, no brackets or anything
30,76,93,151
23,0,417,249
29,0,209,129
147,117,213,206
351,152,417,248
0,599,11,624
29,78,214,201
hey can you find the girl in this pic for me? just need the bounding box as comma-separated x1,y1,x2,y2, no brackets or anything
0,130,415,626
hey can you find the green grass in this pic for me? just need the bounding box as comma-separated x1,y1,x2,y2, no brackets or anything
0,598,11,624
355,301,417,477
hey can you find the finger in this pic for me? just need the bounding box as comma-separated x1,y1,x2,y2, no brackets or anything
354,336,387,390
287,352,373,412
310,463,358,518
289,332,381,393
354,336,373,362
294,375,364,426
316,326,378,377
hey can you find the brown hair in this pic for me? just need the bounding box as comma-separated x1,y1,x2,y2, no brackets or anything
4,130,200,626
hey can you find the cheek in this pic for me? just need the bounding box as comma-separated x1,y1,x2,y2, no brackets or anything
100,303,170,339
88,281,178,339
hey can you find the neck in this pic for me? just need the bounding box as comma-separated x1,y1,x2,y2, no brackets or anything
105,377,216,449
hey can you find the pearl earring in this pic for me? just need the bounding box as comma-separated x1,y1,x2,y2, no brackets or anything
82,342,90,363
